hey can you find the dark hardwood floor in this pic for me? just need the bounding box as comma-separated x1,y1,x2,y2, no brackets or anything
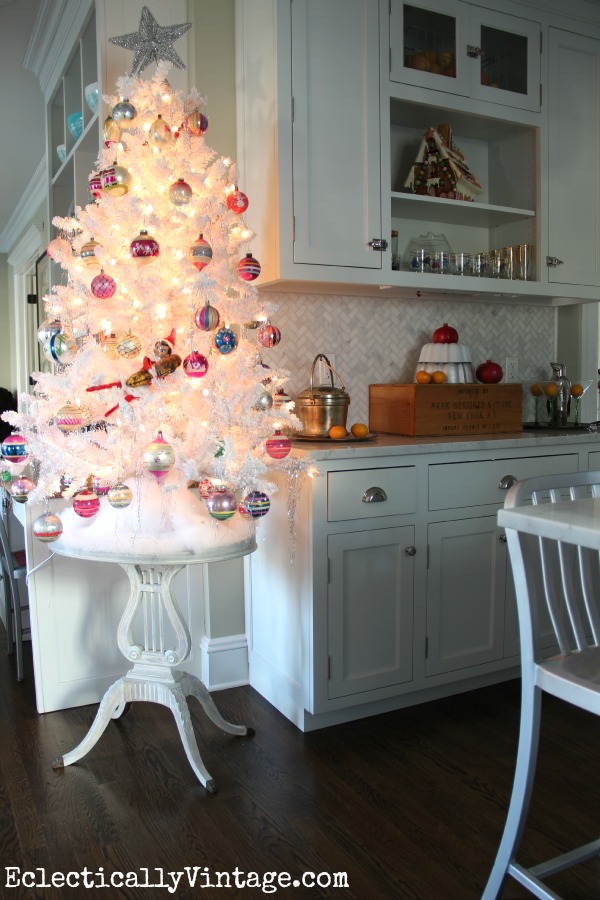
1,636,599,900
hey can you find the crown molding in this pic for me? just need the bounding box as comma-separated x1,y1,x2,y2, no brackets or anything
23,0,95,95
0,157,46,254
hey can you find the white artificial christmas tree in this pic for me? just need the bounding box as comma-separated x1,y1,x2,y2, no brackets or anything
2,61,301,554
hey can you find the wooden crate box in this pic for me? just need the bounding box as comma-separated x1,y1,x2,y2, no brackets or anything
369,383,522,437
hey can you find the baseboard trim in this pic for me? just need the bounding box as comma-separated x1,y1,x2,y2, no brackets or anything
199,633,249,691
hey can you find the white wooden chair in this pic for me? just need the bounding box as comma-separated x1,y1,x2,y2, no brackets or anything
483,470,600,900
0,500,28,682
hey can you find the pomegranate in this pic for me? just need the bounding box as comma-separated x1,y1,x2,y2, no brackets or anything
432,322,459,344
476,359,503,384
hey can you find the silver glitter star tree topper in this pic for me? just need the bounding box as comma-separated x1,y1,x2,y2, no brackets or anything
109,6,191,76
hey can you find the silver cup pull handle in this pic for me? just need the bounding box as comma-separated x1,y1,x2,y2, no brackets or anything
362,486,387,503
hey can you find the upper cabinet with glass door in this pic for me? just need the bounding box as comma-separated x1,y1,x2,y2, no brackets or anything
390,0,541,113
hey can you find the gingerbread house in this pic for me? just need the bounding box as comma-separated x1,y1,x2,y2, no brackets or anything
404,123,483,201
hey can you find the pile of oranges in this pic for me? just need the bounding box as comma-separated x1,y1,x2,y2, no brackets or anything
329,422,369,440
415,370,446,384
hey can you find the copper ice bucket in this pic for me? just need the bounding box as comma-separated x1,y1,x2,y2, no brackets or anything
296,354,350,438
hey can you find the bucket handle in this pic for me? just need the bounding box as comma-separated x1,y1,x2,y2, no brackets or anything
310,354,346,396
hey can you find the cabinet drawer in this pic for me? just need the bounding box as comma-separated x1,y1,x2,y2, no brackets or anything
429,453,579,510
328,466,416,522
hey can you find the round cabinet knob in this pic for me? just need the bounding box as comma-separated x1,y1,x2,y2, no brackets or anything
498,474,518,490
405,545,416,556
499,533,508,543
362,486,387,503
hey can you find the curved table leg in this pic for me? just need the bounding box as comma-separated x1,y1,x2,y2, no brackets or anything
53,560,254,791
53,679,126,769
179,672,254,737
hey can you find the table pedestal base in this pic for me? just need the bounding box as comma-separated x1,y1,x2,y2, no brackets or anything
51,560,253,793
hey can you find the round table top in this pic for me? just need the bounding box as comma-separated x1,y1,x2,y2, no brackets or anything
50,534,257,567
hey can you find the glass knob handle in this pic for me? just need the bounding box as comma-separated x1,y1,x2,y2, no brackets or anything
499,475,518,490
405,545,417,556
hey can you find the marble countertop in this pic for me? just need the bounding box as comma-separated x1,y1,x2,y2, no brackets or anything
290,429,600,460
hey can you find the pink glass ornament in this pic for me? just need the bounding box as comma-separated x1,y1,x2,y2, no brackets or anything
130,230,159,264
226,187,249,215
183,350,209,378
188,234,213,271
91,476,111,496
257,323,281,348
9,477,35,503
91,271,117,299
73,489,100,518
265,430,291,460
237,252,261,281
206,486,237,521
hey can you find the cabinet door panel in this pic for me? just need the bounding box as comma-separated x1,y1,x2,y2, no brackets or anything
548,29,600,287
328,527,414,698
426,516,505,675
469,8,540,112
291,0,382,268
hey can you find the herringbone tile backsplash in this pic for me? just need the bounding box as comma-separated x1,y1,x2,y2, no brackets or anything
263,292,556,425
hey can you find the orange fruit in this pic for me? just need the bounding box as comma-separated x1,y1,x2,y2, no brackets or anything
416,370,431,384
431,370,447,384
329,425,347,440
571,383,584,397
530,383,543,397
351,422,369,439
544,383,559,397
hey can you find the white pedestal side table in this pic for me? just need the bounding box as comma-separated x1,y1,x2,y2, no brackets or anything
50,539,256,793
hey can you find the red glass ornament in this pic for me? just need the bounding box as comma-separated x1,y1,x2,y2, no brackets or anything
185,109,208,136
183,350,209,378
91,271,117,299
130,230,159,264
226,187,249,215
189,234,213,271
237,252,261,281
257,323,281,348
265,430,291,460
73,489,101,518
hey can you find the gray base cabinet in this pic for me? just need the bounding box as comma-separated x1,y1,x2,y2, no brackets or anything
246,436,597,731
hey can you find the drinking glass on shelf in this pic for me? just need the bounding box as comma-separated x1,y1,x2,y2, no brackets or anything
516,243,534,280
502,246,515,279
409,248,430,273
488,250,505,278
471,252,487,277
431,250,450,274
450,252,471,276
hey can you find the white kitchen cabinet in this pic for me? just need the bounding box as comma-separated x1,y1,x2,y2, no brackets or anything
547,28,600,289
236,0,383,283
425,515,506,675
390,0,541,113
246,435,596,731
327,526,415,698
